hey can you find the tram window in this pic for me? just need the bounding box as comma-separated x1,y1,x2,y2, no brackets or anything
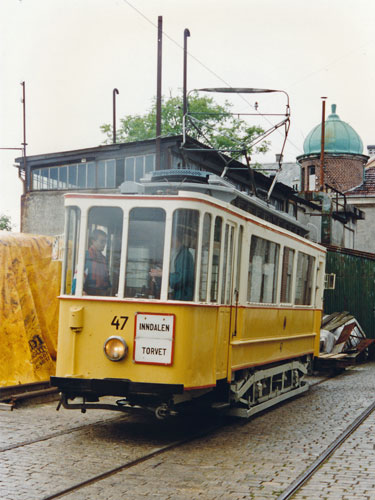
210,217,222,302
221,225,229,303
234,225,243,296
221,224,235,304
280,247,295,303
199,213,211,301
85,207,123,297
168,209,199,301
248,236,280,303
63,207,81,295
125,208,166,299
295,252,315,305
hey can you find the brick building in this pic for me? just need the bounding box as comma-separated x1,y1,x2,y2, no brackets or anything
297,104,368,193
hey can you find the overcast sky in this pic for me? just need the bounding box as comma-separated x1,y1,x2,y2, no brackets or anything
1,0,375,230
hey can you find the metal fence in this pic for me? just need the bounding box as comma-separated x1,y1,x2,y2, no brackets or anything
324,245,375,339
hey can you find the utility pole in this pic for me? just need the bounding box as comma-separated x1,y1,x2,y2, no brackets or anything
319,97,327,190
156,16,162,170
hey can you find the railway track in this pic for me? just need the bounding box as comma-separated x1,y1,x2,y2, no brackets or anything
276,398,375,500
39,389,375,500
0,372,356,500
32,376,336,499
0,381,58,410
0,414,125,453
1,374,330,454
41,421,222,500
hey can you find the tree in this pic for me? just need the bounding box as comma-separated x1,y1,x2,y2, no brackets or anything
0,214,12,231
101,92,269,159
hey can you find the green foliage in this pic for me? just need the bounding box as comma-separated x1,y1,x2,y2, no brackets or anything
0,214,12,231
101,92,270,158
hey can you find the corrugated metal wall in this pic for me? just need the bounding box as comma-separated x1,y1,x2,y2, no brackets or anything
324,246,375,338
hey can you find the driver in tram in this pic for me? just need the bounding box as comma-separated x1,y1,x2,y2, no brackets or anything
150,226,195,301
83,229,111,296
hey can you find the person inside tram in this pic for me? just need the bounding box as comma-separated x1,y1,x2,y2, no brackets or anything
83,229,111,296
150,225,195,301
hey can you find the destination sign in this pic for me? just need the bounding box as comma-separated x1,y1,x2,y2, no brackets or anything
134,313,175,365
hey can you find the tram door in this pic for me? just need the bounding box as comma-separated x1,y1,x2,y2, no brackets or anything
215,221,237,379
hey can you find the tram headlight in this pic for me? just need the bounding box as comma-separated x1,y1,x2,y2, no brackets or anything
103,336,128,362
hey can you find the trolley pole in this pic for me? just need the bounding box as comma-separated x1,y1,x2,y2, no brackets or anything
156,15,163,170
21,81,28,192
183,29,190,118
113,88,119,144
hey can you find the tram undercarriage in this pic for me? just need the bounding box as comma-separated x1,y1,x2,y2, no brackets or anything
53,357,310,419
227,358,310,418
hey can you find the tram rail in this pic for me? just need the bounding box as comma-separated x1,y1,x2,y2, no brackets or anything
40,390,375,500
1,372,362,500
276,398,375,500
0,374,330,454
41,422,222,500
0,381,58,410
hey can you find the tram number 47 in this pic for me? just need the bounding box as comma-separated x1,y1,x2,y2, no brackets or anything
111,316,128,330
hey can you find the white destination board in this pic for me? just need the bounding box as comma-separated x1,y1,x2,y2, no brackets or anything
134,313,175,365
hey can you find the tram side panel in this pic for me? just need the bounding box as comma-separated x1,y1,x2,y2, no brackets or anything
227,217,325,375
230,307,320,372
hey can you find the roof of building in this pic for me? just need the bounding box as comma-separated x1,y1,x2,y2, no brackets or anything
303,104,363,156
252,162,300,188
346,166,375,195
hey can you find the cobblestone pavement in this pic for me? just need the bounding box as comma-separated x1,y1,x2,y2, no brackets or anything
1,364,375,499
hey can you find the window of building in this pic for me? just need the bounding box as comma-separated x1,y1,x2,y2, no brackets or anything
124,154,155,182
31,154,155,191
247,236,280,303
308,165,316,191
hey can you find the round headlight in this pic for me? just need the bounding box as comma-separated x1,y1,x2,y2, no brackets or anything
103,336,128,362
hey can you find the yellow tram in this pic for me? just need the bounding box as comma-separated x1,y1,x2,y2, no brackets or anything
51,170,326,418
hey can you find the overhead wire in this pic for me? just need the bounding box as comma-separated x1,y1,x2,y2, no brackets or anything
122,0,302,156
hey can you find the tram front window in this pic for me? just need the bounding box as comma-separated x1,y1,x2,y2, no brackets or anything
84,207,123,296
168,209,198,301
125,208,166,299
63,206,80,295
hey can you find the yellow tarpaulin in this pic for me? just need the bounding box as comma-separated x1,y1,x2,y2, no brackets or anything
0,232,61,386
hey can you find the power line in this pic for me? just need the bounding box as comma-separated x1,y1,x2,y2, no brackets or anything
123,0,303,156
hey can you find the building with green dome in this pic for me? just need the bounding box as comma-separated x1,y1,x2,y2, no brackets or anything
297,104,368,193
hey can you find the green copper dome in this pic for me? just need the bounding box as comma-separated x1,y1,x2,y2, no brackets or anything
303,104,363,155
